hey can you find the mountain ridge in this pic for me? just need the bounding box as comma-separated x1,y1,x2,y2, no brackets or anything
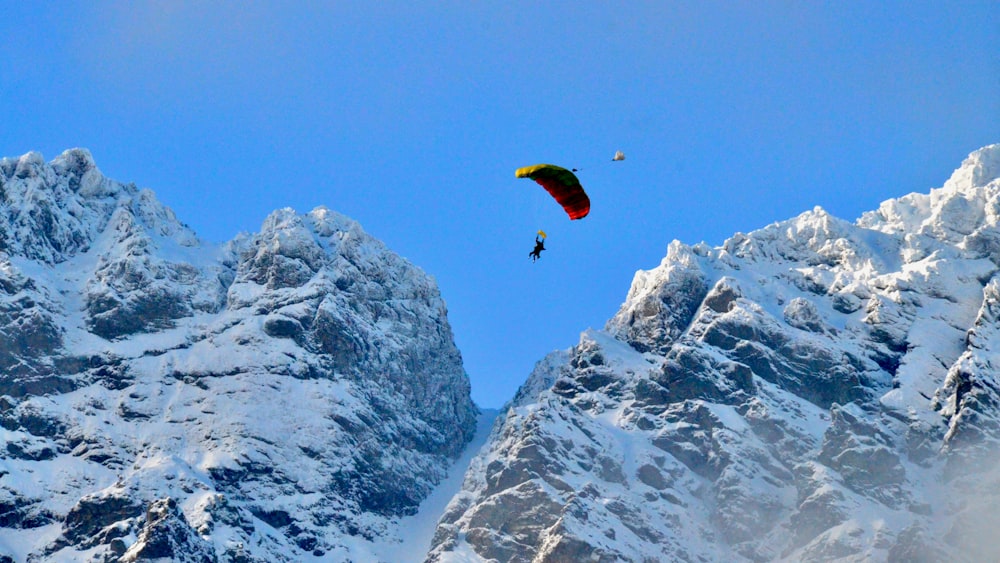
428,143,1000,562
0,149,477,562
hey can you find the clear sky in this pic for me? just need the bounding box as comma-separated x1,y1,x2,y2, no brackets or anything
2,2,998,408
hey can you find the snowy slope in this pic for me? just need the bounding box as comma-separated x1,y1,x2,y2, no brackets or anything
0,150,478,562
428,144,1000,562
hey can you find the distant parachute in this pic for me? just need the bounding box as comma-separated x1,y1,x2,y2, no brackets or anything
515,164,590,220
612,150,625,161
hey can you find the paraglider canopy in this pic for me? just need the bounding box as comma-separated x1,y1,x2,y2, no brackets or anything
515,164,590,220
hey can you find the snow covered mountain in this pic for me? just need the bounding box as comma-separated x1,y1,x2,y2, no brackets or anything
0,149,478,562
428,144,1000,562
6,144,999,563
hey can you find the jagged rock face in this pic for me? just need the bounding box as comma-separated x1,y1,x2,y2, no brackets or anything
0,150,477,562
429,144,1000,562
119,498,217,563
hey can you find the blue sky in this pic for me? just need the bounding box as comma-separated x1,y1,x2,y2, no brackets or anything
2,2,998,408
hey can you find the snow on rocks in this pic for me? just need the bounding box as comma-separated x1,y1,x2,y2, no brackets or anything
428,144,1000,562
0,151,477,562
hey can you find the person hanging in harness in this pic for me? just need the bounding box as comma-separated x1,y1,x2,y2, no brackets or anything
529,235,545,262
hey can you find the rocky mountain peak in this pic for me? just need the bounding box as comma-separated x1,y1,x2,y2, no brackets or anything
945,143,1000,193
0,150,477,562
0,149,201,265
859,143,1000,253
428,144,1000,562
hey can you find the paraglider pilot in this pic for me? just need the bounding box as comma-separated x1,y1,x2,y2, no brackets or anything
529,236,545,262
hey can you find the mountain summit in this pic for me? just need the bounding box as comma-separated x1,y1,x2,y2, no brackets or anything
0,149,477,562
428,144,1000,562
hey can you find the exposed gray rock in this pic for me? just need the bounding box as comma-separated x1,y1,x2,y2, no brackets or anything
120,498,216,563
60,492,142,548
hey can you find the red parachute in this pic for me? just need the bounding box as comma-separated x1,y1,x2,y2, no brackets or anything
515,164,590,220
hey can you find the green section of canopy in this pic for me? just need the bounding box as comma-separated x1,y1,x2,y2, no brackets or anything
515,164,581,187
